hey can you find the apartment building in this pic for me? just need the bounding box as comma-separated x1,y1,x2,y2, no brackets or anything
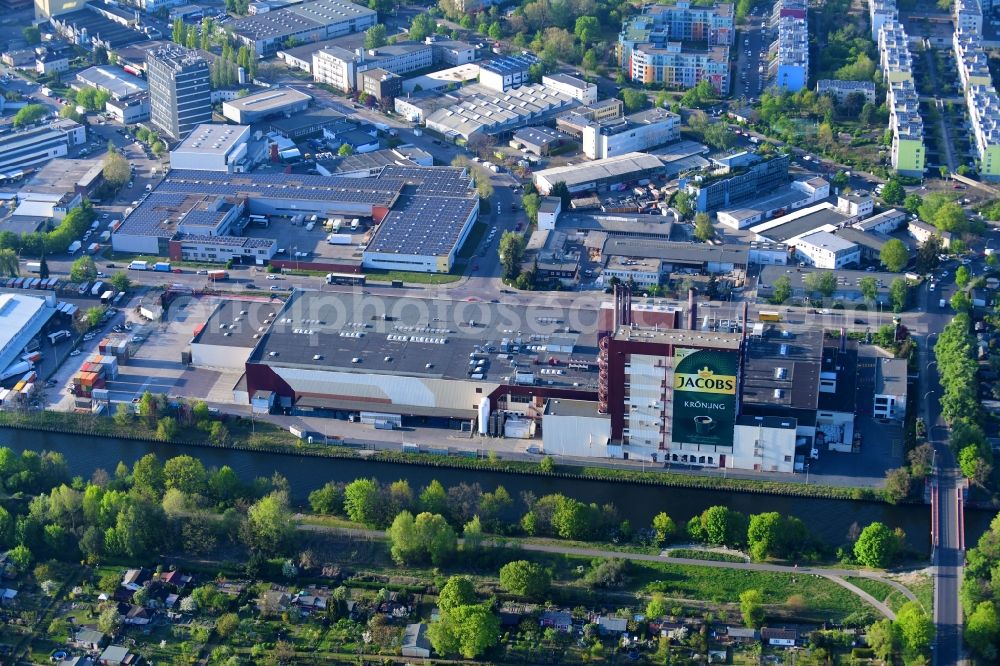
146,44,212,140
768,0,808,92
879,20,925,176
815,80,877,104
869,0,898,41
953,29,1000,178
617,1,733,91
955,0,983,34
623,42,730,93
581,107,680,160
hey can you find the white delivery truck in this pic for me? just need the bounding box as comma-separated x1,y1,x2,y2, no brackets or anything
129,260,148,271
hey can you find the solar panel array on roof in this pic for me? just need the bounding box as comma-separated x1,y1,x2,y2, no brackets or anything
367,196,478,256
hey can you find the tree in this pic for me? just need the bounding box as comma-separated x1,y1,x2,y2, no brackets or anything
70,256,97,282
337,143,354,157
387,511,456,564
853,521,899,568
156,416,178,441
309,482,343,515
803,271,837,297
13,104,47,128
548,181,571,210
499,560,551,598
883,467,912,504
746,512,806,561
0,249,18,278
60,105,83,123
243,492,292,555
419,480,448,515
950,290,971,312
916,234,942,273
907,443,934,479
365,24,387,49
866,618,898,661
904,193,923,214
574,16,600,44
38,257,49,279
739,589,765,627
462,515,483,551
408,13,436,42
621,89,647,113
216,612,239,638
680,80,717,108
965,601,1000,660
770,275,792,304
84,307,104,329
488,21,503,41
652,512,676,545
895,601,934,656
880,238,909,272
956,265,970,287
22,26,41,44
858,276,878,303
132,453,163,492
428,603,500,658
498,231,526,281
98,607,122,635
344,478,385,527
696,506,747,547
880,179,905,205
103,147,130,189
646,594,669,619
208,421,229,445
693,213,715,241
163,455,208,496
889,278,908,313
437,575,476,613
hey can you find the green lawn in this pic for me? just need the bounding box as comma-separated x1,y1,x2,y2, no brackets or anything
844,576,896,604
667,548,748,563
364,270,461,285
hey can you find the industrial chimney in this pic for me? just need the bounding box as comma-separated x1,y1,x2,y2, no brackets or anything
687,288,697,331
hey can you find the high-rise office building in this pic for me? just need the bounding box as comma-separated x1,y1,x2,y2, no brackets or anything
146,45,212,140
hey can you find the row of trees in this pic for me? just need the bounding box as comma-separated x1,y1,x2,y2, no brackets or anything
961,512,1000,659
934,312,995,486
0,448,297,571
769,273,909,311
0,201,96,258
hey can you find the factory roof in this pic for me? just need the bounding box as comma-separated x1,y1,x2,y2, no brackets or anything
223,87,312,114
0,293,54,371
21,158,104,196
750,203,850,243
819,342,858,413
512,126,570,147
53,8,146,48
76,66,147,99
172,124,250,156
611,325,743,348
479,54,537,74
116,169,404,239
366,194,477,257
192,299,281,348
247,290,601,388
321,148,417,173
742,327,822,410
853,208,906,232
544,398,607,418
736,414,798,429
534,152,665,187
231,0,375,41
266,107,348,134
833,227,891,251
557,212,673,238
876,357,907,396
796,230,857,253
542,72,591,91
601,238,749,266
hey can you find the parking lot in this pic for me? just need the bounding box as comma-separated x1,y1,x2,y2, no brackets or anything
242,215,371,271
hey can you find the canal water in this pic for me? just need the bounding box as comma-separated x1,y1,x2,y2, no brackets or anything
2,428,993,553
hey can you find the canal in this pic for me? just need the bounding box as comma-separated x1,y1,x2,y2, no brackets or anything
3,428,993,553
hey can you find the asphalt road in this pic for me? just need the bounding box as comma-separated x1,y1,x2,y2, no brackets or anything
733,8,770,100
